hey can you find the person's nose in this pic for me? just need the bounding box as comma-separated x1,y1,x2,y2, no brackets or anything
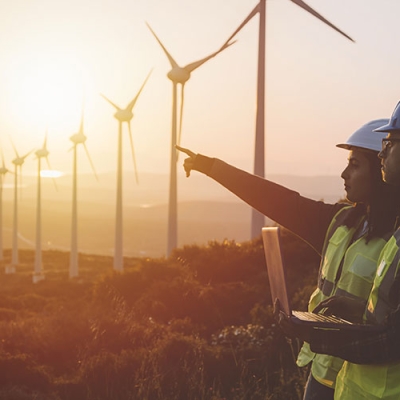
378,147,386,160
341,166,349,180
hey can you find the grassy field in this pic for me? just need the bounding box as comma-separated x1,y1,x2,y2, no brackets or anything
0,230,318,399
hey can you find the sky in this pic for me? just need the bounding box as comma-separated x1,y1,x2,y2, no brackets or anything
0,0,400,180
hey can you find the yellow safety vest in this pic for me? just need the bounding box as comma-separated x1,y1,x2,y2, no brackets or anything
335,232,400,399
297,207,389,389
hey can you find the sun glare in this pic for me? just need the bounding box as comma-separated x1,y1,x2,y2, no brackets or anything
40,170,64,178
5,48,86,132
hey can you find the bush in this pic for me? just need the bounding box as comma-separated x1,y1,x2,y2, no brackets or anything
0,231,319,399
0,353,51,392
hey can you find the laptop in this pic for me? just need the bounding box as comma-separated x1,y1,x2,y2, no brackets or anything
261,226,382,331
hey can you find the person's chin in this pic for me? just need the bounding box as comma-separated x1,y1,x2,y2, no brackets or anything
382,173,398,186
345,192,353,203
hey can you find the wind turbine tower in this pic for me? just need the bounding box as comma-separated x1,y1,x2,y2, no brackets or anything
69,109,97,278
101,70,152,271
223,0,354,239
0,149,9,262
146,22,234,256
6,144,32,273
33,133,57,283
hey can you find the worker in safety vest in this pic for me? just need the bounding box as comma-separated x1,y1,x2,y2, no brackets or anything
288,101,400,399
177,118,400,400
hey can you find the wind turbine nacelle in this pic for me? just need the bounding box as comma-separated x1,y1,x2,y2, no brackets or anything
114,110,133,122
12,158,25,166
168,68,190,84
35,149,49,158
70,133,87,144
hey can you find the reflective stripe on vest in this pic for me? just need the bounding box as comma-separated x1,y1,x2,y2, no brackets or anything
336,230,400,399
298,206,390,388
367,231,400,323
310,231,388,388
317,206,363,299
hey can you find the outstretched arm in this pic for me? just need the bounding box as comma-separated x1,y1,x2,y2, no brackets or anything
176,145,344,254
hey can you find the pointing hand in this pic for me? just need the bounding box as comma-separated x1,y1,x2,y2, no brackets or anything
175,145,197,177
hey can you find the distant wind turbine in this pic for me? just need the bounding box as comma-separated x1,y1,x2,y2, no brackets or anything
6,143,32,273
146,22,235,256
69,108,98,278
33,133,57,283
0,148,10,262
223,0,354,239
101,70,152,271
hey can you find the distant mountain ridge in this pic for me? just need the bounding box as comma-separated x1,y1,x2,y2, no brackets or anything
13,171,344,204
1,172,344,258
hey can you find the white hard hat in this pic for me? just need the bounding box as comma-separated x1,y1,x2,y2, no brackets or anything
336,119,389,152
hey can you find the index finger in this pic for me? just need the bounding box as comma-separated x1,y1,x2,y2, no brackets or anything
175,145,196,158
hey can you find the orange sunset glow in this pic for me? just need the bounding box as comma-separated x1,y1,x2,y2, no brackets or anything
0,0,398,178
0,0,399,259
0,3,400,397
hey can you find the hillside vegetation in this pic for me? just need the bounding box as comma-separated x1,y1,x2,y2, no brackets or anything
0,228,320,400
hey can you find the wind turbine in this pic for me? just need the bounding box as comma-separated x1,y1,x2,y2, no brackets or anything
69,108,98,278
101,70,152,272
0,148,10,262
6,143,32,273
146,22,235,256
33,133,57,283
223,0,354,239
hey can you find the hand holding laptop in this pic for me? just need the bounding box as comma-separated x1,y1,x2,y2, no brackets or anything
274,299,312,343
312,296,366,324
262,226,382,338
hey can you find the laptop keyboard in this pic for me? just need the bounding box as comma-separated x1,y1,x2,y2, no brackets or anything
292,310,352,324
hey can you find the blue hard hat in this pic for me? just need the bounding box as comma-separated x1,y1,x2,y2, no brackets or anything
374,101,400,133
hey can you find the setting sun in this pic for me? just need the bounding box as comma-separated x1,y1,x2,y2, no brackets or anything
4,47,86,132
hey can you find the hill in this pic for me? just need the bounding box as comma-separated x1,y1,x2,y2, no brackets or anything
1,171,344,257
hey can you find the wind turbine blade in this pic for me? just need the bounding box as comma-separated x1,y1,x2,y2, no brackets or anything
79,105,85,135
83,144,98,181
100,94,121,111
21,149,34,161
45,156,53,171
0,147,6,169
146,22,180,69
290,0,354,42
127,123,139,184
223,2,261,46
9,137,20,158
184,41,235,74
43,131,48,149
127,68,153,112
45,157,58,191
